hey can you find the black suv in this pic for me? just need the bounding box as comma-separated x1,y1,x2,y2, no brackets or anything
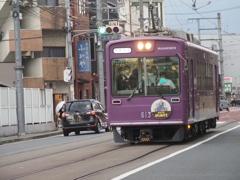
61,99,109,136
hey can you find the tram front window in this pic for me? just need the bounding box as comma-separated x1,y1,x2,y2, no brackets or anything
111,56,180,97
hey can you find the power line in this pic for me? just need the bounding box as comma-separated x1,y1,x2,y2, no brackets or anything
166,6,240,15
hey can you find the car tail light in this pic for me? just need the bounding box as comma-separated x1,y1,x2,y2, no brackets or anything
62,113,70,117
86,111,96,115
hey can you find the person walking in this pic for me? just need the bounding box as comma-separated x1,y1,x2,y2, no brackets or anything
231,93,236,106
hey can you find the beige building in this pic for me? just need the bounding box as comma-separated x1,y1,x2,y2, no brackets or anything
0,0,93,110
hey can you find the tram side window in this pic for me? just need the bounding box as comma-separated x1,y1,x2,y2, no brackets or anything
196,61,214,90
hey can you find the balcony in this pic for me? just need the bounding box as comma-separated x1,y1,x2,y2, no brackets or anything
9,30,43,52
23,57,68,89
0,30,43,62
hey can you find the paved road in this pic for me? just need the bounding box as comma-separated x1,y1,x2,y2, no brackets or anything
0,107,239,180
113,123,240,180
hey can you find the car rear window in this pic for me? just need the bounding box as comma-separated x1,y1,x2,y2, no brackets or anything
66,101,93,112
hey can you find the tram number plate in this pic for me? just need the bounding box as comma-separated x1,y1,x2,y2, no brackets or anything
141,112,152,118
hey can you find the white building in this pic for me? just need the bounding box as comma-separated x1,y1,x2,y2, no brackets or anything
119,0,165,36
195,34,240,94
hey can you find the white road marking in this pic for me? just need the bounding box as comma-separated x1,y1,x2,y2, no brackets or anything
217,121,226,124
112,125,240,180
221,115,230,119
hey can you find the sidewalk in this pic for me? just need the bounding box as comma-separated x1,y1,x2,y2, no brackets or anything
0,128,62,145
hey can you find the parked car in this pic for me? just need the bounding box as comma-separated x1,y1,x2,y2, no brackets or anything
230,99,240,106
61,99,109,136
237,99,240,106
219,95,229,111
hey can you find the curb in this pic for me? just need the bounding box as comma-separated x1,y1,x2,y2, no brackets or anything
0,130,62,145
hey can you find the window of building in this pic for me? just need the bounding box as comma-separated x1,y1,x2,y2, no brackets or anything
78,0,86,15
84,90,89,99
35,47,65,58
37,0,59,6
90,37,95,61
107,2,118,20
40,89,46,106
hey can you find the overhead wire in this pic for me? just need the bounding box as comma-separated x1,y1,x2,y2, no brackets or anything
176,0,240,44
1,0,125,40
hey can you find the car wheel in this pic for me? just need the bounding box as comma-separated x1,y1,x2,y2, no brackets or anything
105,126,110,132
75,130,80,135
227,108,230,112
95,121,102,133
63,130,69,136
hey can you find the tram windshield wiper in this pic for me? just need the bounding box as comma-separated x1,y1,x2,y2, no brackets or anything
127,80,142,101
154,85,166,99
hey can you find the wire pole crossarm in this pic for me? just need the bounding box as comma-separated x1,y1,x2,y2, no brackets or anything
188,17,218,20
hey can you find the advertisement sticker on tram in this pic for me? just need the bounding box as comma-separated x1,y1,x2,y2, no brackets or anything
151,99,171,119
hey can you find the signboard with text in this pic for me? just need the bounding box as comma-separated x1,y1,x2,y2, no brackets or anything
224,77,232,83
224,83,232,93
77,41,91,73
98,34,121,41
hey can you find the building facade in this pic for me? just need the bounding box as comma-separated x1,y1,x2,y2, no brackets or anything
0,0,93,111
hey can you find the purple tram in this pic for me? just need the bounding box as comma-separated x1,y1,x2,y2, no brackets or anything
105,37,219,143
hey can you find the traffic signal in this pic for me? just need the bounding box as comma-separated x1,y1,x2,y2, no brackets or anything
63,69,72,82
98,26,123,35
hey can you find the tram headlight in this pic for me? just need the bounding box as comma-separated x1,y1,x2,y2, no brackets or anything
137,42,144,50
136,41,154,52
145,42,152,50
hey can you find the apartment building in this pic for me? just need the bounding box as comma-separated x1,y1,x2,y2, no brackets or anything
0,0,92,110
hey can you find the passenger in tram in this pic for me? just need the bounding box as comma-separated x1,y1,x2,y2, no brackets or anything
157,72,176,90
129,69,139,89
116,67,129,90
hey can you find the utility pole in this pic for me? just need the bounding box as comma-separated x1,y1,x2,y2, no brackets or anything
12,0,25,136
96,0,105,106
65,0,74,100
139,0,144,32
188,13,225,95
217,13,225,97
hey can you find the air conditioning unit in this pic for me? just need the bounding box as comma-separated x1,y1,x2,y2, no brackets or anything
170,30,194,42
117,0,124,6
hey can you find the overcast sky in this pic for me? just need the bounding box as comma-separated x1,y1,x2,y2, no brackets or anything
164,0,240,35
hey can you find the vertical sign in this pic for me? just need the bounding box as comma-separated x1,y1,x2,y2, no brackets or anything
77,41,91,73
224,83,232,93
